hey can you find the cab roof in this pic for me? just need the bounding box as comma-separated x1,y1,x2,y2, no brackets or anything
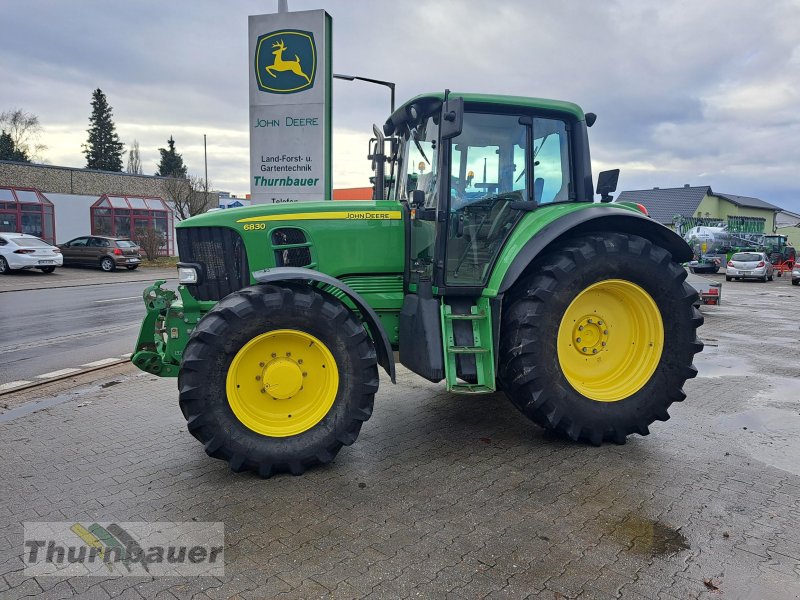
385,92,586,135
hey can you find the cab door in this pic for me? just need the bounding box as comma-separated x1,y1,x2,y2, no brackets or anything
441,112,531,288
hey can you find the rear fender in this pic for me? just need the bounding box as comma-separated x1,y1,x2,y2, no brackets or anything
494,206,692,294
252,267,396,383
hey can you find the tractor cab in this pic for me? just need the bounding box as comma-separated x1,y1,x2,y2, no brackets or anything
375,92,600,392
381,92,595,291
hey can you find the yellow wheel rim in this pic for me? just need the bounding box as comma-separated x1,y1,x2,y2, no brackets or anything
557,279,663,402
226,329,339,437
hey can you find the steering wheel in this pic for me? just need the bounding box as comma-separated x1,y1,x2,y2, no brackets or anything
485,200,515,242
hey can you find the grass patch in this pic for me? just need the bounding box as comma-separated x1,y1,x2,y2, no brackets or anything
140,256,179,268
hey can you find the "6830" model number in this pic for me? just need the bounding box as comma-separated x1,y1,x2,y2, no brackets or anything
243,223,266,231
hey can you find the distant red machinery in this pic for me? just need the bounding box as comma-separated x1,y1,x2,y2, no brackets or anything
773,257,795,277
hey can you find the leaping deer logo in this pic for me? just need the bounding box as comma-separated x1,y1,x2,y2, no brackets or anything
265,39,311,84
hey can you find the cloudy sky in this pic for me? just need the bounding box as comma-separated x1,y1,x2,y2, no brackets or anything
2,0,799,211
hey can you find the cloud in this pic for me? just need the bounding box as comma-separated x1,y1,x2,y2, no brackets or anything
1,0,799,211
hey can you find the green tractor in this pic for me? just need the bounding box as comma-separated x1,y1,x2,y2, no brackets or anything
133,92,703,477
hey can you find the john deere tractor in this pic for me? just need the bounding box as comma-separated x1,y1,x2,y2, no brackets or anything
133,92,703,477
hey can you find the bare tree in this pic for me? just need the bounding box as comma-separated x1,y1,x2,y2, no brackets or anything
127,139,143,174
161,174,214,221
0,108,47,161
134,226,166,260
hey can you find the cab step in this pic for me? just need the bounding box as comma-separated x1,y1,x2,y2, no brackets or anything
450,384,495,395
448,345,490,354
441,298,496,394
444,312,486,321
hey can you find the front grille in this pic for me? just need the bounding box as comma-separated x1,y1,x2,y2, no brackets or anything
177,227,249,301
271,227,313,267
276,247,312,267
272,228,306,245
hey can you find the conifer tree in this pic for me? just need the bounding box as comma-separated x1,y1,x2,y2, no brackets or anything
156,136,187,178
0,130,29,162
83,88,124,171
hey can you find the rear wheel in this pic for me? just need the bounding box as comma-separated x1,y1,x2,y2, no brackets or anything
725,276,732,281
0,257,10,274
100,257,116,272
498,233,703,445
178,283,378,477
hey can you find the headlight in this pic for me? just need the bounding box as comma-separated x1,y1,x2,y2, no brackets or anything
178,266,199,284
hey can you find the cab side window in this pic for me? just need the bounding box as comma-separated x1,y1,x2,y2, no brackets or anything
533,117,572,204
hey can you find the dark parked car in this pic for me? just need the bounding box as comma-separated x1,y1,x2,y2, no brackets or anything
59,236,141,271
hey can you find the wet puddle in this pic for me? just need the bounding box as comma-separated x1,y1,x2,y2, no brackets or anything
715,377,800,475
694,344,755,378
756,377,800,405
609,515,690,556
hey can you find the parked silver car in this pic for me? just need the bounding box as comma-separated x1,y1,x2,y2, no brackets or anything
726,251,774,282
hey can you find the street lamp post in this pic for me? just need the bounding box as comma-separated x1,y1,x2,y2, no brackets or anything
333,73,396,114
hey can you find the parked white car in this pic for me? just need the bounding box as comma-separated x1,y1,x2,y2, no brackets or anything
725,251,774,282
0,233,63,274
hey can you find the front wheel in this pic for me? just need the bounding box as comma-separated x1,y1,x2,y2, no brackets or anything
0,257,10,275
498,233,703,445
178,283,378,477
726,276,732,281
126,265,139,270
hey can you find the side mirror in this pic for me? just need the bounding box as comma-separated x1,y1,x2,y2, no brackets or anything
440,93,463,140
596,169,620,203
411,189,425,208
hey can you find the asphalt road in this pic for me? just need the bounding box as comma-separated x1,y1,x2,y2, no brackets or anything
0,269,175,386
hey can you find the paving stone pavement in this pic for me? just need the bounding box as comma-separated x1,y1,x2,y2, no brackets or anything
1,274,799,599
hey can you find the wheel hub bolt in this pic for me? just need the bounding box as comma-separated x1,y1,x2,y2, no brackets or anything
271,353,277,358
578,325,584,331
592,349,598,354
302,372,307,377
598,320,604,326
576,337,582,343
298,359,303,364
582,347,588,352
604,330,609,335
286,352,291,357
601,342,607,347
255,375,261,381
588,318,593,324
259,362,265,367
